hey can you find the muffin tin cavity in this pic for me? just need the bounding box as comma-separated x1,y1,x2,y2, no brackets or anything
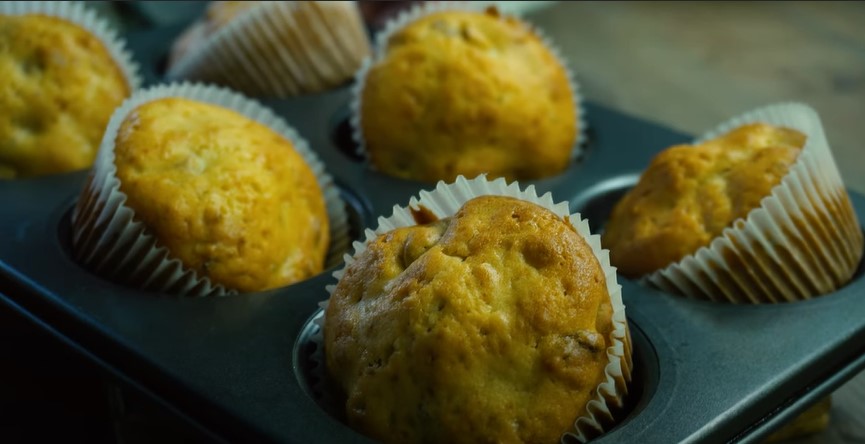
570,175,638,235
3,12,865,444
336,186,372,248
126,23,186,86
152,52,170,79
292,310,343,422
329,107,364,163
292,310,660,443
565,321,659,443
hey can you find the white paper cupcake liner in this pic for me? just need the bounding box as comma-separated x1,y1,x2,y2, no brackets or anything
646,103,864,304
0,1,141,92
315,175,631,442
349,1,587,172
166,1,371,97
70,82,350,297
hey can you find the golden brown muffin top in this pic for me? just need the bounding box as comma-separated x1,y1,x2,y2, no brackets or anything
114,98,329,292
0,14,129,178
602,123,805,278
360,8,576,182
325,195,612,444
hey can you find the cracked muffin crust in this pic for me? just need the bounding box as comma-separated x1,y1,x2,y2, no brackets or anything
0,14,129,178
113,97,329,292
324,195,614,443
602,123,805,278
359,7,577,182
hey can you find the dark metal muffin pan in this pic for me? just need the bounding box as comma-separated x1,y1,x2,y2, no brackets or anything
2,18,865,444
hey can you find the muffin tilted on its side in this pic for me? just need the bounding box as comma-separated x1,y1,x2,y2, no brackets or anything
601,106,864,440
603,123,804,278
72,84,346,296
355,5,580,182
323,177,630,444
602,104,864,304
0,6,136,178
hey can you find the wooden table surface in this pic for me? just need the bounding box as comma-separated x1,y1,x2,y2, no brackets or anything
527,2,865,443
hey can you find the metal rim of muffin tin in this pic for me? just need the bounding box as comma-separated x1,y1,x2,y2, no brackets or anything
2,9,865,444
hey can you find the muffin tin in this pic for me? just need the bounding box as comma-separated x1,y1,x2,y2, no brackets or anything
2,14,865,444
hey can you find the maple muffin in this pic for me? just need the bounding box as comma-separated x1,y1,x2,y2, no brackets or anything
356,6,579,182
71,84,346,297
167,1,371,97
325,190,629,443
0,13,131,178
603,104,863,304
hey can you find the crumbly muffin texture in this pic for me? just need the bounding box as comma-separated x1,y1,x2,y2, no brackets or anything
602,123,805,278
0,14,129,178
325,195,613,444
361,8,577,182
114,98,329,292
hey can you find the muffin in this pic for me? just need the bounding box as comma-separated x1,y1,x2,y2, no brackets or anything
167,1,371,97
72,84,346,296
114,98,328,291
602,103,863,304
0,9,134,178
354,5,580,182
601,108,861,439
324,177,630,443
603,123,804,278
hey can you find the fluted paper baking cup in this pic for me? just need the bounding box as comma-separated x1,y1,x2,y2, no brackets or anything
350,1,587,174
70,82,349,297
166,1,371,97
315,175,631,442
0,1,141,91
647,103,864,303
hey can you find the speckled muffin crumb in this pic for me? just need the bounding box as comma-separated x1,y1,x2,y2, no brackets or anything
0,14,129,178
360,8,577,182
602,123,805,278
325,195,613,444
113,98,329,292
